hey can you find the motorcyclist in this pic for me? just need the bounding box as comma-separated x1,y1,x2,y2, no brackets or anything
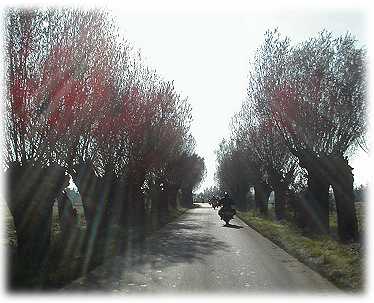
218,192,236,224
220,192,234,209
210,195,218,209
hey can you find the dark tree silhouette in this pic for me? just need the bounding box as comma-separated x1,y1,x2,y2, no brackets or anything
231,104,297,219
247,29,366,240
215,139,255,211
4,8,203,288
180,154,206,208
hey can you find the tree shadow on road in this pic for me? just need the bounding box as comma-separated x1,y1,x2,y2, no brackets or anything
222,224,243,229
66,212,232,290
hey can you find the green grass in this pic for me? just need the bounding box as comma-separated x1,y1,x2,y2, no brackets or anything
237,208,364,292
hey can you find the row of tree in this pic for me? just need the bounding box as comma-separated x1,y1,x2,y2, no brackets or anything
4,8,205,278
215,29,366,242
194,186,221,203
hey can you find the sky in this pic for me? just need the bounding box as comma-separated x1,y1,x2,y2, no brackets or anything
109,5,369,190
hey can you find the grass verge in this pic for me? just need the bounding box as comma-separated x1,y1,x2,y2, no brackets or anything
236,210,364,292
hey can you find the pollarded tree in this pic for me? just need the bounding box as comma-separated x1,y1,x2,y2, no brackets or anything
4,8,133,273
232,104,298,219
250,29,366,240
4,8,103,274
5,8,120,167
149,81,194,211
122,75,194,228
236,140,271,215
42,10,125,240
128,78,194,225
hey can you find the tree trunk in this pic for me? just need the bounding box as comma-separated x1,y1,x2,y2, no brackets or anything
109,179,128,226
56,191,81,261
296,151,330,234
158,187,169,224
234,186,248,211
268,169,286,220
70,163,108,268
181,187,193,208
95,178,113,235
127,179,146,241
6,163,67,277
254,182,270,215
128,183,145,225
150,183,161,229
57,191,78,237
329,157,358,242
168,185,179,209
292,191,307,228
274,186,286,220
70,162,97,236
306,171,330,234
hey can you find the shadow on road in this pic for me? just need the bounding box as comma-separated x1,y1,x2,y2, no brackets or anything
223,224,243,229
73,210,232,288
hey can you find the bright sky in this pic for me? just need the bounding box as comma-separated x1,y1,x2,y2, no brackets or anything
109,4,369,190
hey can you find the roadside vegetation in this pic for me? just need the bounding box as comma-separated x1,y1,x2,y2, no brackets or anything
213,28,367,291
4,8,205,290
237,202,364,291
4,202,188,289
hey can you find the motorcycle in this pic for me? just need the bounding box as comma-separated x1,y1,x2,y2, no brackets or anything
218,206,236,225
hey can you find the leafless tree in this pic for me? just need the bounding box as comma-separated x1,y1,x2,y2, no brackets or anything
248,29,366,240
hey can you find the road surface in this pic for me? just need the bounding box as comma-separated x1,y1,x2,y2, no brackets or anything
63,203,338,294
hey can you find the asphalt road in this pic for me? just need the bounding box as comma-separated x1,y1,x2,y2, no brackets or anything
63,203,338,294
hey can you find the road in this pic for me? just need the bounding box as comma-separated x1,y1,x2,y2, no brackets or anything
63,203,338,294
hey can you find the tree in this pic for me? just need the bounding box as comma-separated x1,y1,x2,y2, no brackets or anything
199,186,221,202
5,8,205,284
215,139,255,211
180,154,206,208
4,8,132,281
5,162,67,278
232,108,297,219
249,29,366,240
